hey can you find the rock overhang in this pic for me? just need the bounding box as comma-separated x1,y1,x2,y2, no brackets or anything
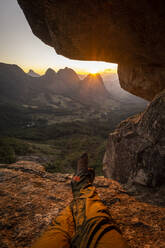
17,0,165,100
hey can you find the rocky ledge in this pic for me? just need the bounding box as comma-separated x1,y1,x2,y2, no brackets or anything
0,161,165,248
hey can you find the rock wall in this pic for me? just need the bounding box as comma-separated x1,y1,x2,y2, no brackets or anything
17,0,165,100
118,64,165,101
103,90,165,186
0,161,165,247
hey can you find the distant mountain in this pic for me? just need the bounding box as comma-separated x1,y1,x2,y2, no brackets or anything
0,62,147,114
55,67,80,95
0,63,30,103
57,67,79,82
103,73,148,106
0,62,148,134
27,69,40,77
0,63,114,107
79,73,110,103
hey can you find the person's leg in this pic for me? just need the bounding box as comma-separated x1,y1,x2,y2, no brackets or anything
32,205,75,248
32,153,129,248
96,229,129,248
70,153,129,248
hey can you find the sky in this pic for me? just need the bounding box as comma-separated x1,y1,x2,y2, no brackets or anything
0,0,117,75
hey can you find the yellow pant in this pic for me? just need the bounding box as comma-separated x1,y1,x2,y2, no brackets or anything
32,186,129,248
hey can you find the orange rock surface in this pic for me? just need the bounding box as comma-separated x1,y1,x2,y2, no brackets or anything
0,161,165,247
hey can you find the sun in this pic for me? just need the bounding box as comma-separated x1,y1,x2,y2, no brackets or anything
88,67,99,74
77,61,117,75
88,66,99,74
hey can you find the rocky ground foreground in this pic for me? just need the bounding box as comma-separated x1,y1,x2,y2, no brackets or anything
0,161,165,248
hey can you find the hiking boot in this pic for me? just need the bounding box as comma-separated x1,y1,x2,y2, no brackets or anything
71,153,95,197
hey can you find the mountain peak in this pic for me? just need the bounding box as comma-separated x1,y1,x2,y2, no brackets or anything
58,67,74,73
57,67,79,82
84,73,104,85
45,68,56,77
86,73,102,81
28,69,40,77
0,62,25,75
79,73,109,103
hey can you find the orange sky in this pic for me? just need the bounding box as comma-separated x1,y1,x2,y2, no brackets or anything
22,62,117,76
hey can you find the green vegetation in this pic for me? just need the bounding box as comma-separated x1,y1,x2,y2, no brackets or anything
1,126,107,175
0,139,16,164
0,103,140,175
0,118,112,174
0,137,31,164
45,134,107,175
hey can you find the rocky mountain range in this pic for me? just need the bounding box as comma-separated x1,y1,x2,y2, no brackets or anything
0,62,148,126
0,62,112,107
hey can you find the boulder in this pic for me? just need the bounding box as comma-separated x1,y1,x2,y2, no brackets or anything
17,0,165,100
103,90,165,186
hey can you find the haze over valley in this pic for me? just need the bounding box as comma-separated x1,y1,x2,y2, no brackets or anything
0,62,147,174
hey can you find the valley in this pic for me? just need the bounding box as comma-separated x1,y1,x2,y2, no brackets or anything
0,62,147,175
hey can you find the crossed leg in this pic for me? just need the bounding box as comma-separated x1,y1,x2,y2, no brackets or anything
32,154,129,248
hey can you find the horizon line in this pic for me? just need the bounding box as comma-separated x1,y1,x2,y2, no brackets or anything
0,60,118,76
